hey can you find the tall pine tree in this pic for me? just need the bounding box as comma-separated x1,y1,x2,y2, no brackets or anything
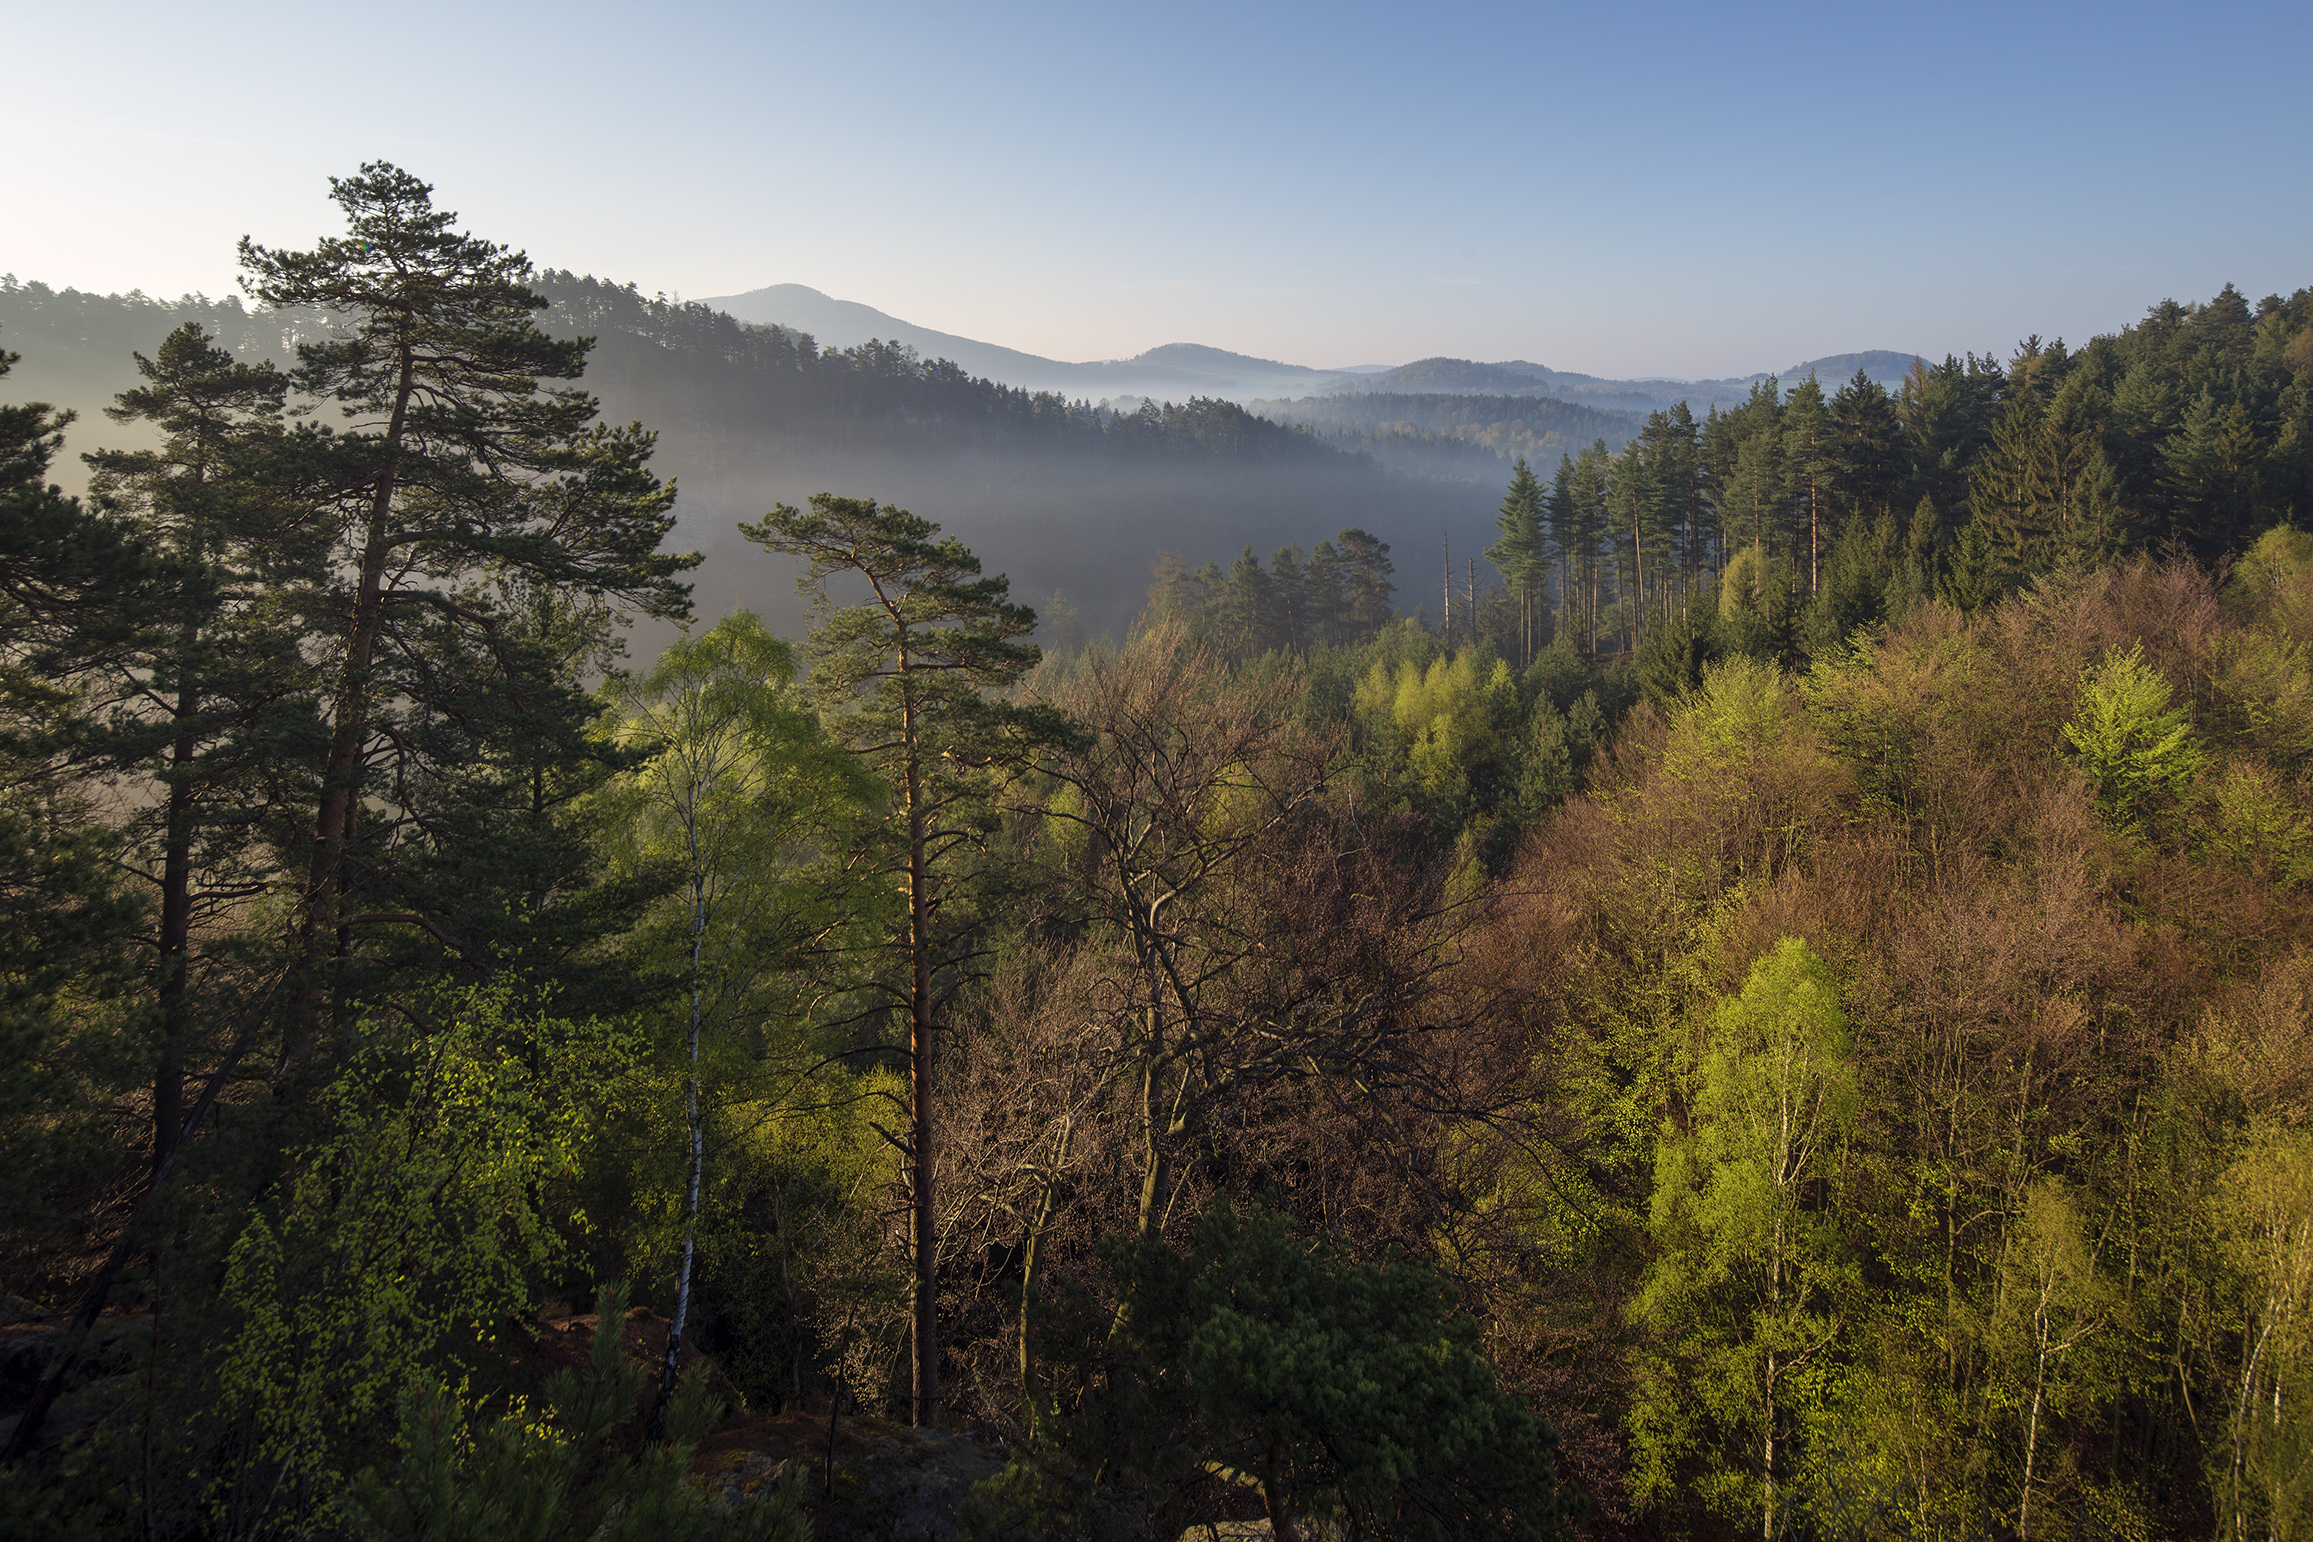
741,493,1058,1428
1485,457,1549,665
239,164,694,1035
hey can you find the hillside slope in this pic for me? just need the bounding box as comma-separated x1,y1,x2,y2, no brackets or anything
0,275,1496,642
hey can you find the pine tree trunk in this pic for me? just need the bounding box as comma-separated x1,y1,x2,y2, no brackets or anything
296,349,412,1036
1633,502,1644,621
1263,1440,1302,1542
152,668,198,1175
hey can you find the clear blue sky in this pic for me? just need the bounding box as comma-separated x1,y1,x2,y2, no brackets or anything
5,0,2307,378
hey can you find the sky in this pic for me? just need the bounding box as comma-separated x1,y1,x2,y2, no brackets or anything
4,0,2309,380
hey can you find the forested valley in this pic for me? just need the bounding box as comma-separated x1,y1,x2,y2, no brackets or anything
6,164,2313,1542
0,266,1495,646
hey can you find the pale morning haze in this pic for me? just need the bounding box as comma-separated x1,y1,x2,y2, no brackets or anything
5,0,2307,377
12,0,2313,1529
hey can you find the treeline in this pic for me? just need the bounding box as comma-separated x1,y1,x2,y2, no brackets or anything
0,270,1346,471
1254,390,1642,481
544,270,1354,464
1144,527,1401,656
1466,286,2313,666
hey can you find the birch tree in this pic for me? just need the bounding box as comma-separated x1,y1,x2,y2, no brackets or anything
1631,936,1861,1537
596,611,859,1439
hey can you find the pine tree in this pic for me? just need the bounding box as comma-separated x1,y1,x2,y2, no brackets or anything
1723,427,1783,625
1665,401,1706,590
1830,368,1906,529
239,164,694,1034
1781,376,1833,597
1484,457,1548,665
1220,545,1275,661
740,493,1057,1427
1332,527,1396,643
1545,455,1579,652
1899,353,2006,546
2162,388,2264,559
1306,538,1345,647
0,337,148,1150
1567,442,1614,654
1972,362,2123,571
81,324,321,1169
1267,543,1308,655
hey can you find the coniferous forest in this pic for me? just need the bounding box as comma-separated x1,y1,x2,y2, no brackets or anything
7,165,2313,1541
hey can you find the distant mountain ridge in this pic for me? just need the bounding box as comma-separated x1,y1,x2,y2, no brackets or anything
698,284,1377,401
696,283,1918,413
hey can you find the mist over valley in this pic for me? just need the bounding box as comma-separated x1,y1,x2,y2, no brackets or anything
1,272,1921,646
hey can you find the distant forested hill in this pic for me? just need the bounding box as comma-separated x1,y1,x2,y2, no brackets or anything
1252,391,1644,480
1346,350,1925,413
0,274,1496,640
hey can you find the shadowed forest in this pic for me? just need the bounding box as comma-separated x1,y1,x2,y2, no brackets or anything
6,165,2313,1541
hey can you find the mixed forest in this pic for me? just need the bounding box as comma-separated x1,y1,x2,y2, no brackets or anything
6,164,2313,1542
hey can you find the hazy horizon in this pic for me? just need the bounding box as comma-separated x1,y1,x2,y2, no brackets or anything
6,1,2307,381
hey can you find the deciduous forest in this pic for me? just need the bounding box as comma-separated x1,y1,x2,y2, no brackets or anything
6,165,2313,1541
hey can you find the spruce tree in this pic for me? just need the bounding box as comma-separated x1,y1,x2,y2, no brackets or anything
1544,454,1579,651
1221,545,1275,661
1830,368,1906,528
1266,542,1307,655
1781,376,1833,597
1305,538,1345,647
1567,442,1614,654
1485,457,1548,665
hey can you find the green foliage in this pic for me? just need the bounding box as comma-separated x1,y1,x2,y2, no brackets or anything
1638,587,1724,703
1939,513,2011,613
1488,457,1552,660
2208,1130,2313,1540
2206,762,2313,883
0,337,150,1128
1084,1201,1574,1541
2061,644,2208,827
1991,1179,2123,1537
1631,937,1860,1534
349,1285,813,1542
591,607,870,1429
2230,524,2313,609
16,184,2313,1542
1804,511,1905,660
1355,645,1520,812
592,607,866,1026
215,982,640,1518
